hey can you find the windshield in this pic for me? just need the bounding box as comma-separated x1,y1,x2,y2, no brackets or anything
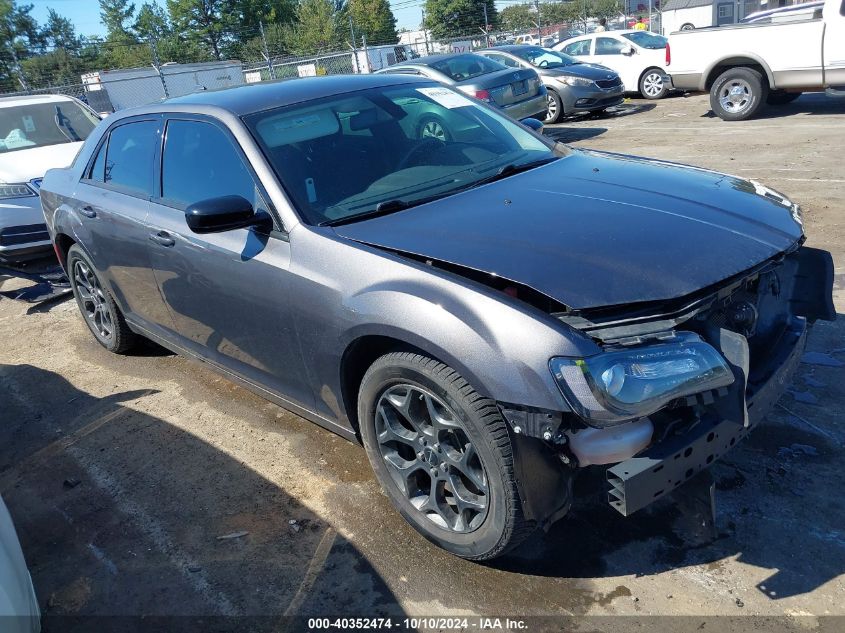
429,54,506,82
512,47,578,68
244,84,557,226
0,100,98,154
620,32,667,49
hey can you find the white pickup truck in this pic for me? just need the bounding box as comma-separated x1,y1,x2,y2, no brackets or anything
666,0,845,120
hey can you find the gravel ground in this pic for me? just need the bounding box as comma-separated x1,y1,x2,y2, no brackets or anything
1,91,843,631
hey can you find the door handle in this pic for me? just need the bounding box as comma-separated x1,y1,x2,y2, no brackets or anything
149,231,175,247
79,205,97,219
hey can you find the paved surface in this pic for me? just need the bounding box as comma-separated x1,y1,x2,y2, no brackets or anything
1,92,844,630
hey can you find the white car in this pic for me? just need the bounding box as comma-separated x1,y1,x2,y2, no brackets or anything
554,30,671,99
0,94,100,265
0,496,40,633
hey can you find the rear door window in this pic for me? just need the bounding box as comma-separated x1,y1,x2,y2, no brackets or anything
161,119,258,210
429,54,506,81
562,39,591,56
596,37,626,55
103,120,159,197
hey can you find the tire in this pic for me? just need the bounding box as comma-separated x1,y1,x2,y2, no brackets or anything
67,244,138,354
358,352,535,560
639,68,668,99
709,67,768,121
766,90,801,105
680,23,695,31
543,90,563,123
417,116,450,142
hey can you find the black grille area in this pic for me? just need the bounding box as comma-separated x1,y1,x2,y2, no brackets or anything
596,77,622,89
0,223,49,246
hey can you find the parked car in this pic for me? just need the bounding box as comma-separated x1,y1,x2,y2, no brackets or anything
0,94,99,265
667,0,845,120
476,45,624,122
554,30,671,99
0,495,40,633
354,44,419,73
40,75,834,560
374,53,548,123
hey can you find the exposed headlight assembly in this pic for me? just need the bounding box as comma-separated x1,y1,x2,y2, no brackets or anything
560,76,595,87
550,333,734,427
0,183,36,199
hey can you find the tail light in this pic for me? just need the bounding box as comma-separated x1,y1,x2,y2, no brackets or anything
665,43,671,66
474,89,493,103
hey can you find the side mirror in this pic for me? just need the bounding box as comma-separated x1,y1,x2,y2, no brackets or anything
521,117,544,133
622,46,636,55
185,195,271,234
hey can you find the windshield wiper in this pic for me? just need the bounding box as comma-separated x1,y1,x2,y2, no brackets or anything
467,156,558,189
322,192,451,227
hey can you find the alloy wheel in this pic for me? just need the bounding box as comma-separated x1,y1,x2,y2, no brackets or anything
642,72,664,98
375,384,489,533
73,259,113,341
420,120,447,142
719,79,753,115
545,94,558,121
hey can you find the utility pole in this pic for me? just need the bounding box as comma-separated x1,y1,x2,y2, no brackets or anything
534,0,541,40
422,9,430,55
482,2,490,48
149,35,169,99
349,15,359,73
648,0,653,31
259,21,276,80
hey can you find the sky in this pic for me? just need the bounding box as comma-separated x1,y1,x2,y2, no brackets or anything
25,0,495,38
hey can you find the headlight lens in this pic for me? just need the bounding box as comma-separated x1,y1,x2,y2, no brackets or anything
0,183,36,199
550,332,734,427
560,76,595,87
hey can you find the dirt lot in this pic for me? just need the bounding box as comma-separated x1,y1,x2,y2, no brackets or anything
1,92,844,631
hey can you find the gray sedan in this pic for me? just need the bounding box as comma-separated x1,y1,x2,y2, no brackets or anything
476,45,625,123
39,75,834,560
375,53,548,124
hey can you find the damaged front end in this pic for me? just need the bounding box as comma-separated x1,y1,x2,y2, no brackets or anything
503,244,835,522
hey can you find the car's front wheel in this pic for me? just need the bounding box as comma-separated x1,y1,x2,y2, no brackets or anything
358,352,535,560
544,90,563,123
67,244,137,354
709,67,768,121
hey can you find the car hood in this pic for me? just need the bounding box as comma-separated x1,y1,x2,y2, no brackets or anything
333,149,804,310
546,63,618,80
0,141,83,183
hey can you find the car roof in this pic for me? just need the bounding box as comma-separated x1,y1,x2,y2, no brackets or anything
161,74,431,116
0,94,76,108
485,45,546,53
392,52,489,66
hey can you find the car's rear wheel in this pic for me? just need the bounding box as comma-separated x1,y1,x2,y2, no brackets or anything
709,67,768,121
67,244,137,354
639,68,668,99
544,90,563,123
680,23,695,30
358,352,535,560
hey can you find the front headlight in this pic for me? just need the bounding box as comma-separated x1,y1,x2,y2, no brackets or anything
560,76,595,87
550,332,734,427
0,183,36,199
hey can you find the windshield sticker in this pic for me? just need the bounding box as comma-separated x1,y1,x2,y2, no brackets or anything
417,87,474,109
22,115,35,132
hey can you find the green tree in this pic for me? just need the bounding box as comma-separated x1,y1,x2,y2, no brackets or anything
289,0,345,53
99,0,136,39
589,0,621,23
167,0,236,60
423,0,497,40
499,4,535,33
0,0,43,90
349,0,397,45
134,1,169,40
42,7,81,52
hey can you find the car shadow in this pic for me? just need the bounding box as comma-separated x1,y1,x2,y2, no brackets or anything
0,363,406,631
543,127,608,143
491,316,845,602
700,92,845,119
